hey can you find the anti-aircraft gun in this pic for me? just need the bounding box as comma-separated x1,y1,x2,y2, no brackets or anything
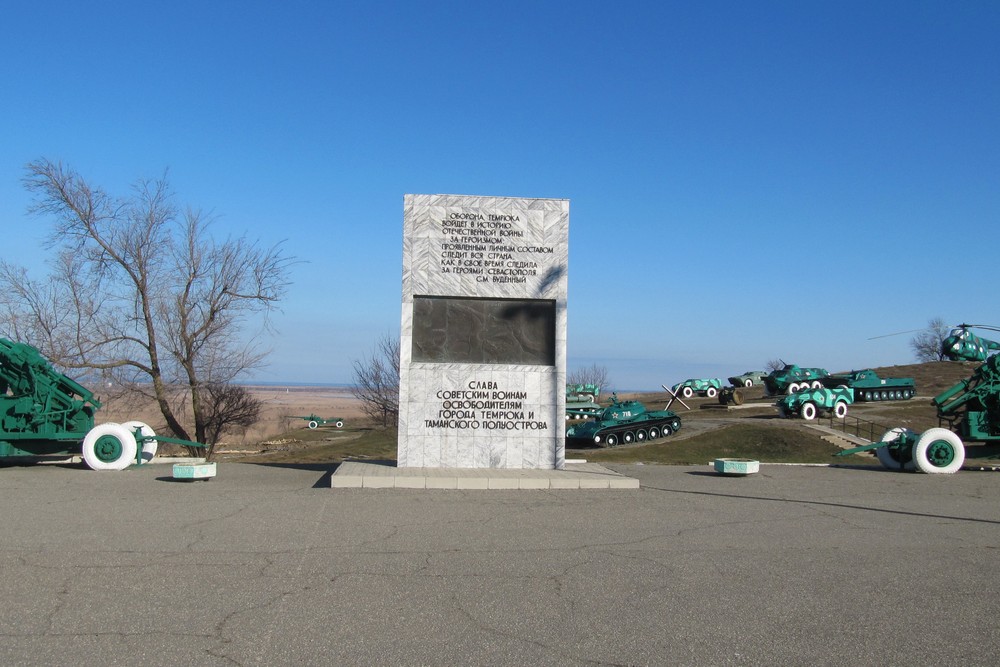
0,337,199,470
837,353,1000,473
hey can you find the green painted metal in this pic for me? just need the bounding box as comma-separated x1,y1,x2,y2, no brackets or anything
923,437,957,467
0,337,100,458
565,384,601,419
92,432,125,463
941,325,1000,362
933,354,1000,442
293,414,345,429
777,387,854,419
671,378,723,398
565,393,681,447
727,371,767,387
837,352,1000,472
823,370,916,401
763,364,830,396
0,337,208,468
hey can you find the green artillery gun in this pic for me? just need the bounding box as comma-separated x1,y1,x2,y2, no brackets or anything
776,387,854,420
566,393,681,447
727,370,767,388
294,414,345,429
763,364,830,396
0,337,205,470
836,353,1000,473
821,369,916,402
671,378,723,399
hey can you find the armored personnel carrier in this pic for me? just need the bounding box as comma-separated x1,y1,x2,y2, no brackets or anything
763,364,830,395
565,394,681,447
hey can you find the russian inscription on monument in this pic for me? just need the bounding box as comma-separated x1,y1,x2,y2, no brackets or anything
398,194,569,469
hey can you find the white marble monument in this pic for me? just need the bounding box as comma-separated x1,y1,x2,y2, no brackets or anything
398,194,569,469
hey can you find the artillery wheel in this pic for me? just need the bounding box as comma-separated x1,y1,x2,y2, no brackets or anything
730,388,745,405
308,420,319,429
636,429,647,442
648,426,660,439
605,433,619,447
82,423,138,471
800,402,817,420
833,401,848,419
875,427,916,471
705,387,718,398
913,428,965,474
622,431,635,444
681,386,694,399
122,420,158,463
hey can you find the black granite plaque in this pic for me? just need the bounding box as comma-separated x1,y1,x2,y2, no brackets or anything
412,296,556,365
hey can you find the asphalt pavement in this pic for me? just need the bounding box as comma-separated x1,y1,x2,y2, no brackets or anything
2,460,999,666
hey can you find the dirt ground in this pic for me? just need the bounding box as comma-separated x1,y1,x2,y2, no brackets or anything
98,385,368,451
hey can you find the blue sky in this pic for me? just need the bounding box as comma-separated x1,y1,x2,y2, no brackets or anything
2,2,998,390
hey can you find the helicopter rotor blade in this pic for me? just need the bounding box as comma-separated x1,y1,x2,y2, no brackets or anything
867,328,927,340
954,323,1000,333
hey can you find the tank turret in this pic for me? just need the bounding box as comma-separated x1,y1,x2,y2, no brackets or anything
566,393,681,447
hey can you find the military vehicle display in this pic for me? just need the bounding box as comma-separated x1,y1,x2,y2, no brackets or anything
821,370,916,401
763,364,830,395
0,337,202,470
294,414,345,429
776,387,853,420
565,383,602,419
671,378,723,399
728,370,767,387
941,324,1000,362
565,394,681,447
717,386,746,405
836,349,1000,473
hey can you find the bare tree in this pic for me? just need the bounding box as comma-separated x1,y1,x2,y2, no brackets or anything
0,159,292,446
765,359,785,372
910,317,951,362
351,334,400,427
567,363,611,392
200,383,262,457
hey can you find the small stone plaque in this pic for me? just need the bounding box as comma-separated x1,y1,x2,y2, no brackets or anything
172,462,217,480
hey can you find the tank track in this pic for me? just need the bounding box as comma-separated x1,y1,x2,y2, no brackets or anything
590,416,682,448
855,388,915,402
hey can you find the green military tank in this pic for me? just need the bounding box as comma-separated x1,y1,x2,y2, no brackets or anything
820,370,915,401
565,383,602,419
565,394,681,447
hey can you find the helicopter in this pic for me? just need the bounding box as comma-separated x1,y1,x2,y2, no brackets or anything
940,324,1000,362
871,322,1000,363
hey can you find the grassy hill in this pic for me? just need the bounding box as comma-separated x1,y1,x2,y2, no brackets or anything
227,360,994,467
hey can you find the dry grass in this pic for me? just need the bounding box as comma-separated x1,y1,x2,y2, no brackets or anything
93,360,988,465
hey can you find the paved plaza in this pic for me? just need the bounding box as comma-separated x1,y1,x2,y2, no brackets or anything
2,460,999,665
